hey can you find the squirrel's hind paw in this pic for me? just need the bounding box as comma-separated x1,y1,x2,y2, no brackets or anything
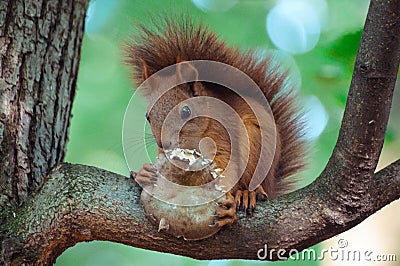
235,190,255,213
234,186,269,214
211,192,237,228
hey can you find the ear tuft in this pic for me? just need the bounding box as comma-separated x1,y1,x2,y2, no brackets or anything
142,59,150,80
192,82,207,97
176,61,199,83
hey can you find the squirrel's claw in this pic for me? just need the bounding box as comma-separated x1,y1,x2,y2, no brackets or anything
256,186,269,200
211,192,237,228
234,189,257,214
130,171,137,179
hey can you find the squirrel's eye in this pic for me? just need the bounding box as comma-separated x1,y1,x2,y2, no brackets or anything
145,112,150,122
181,106,191,120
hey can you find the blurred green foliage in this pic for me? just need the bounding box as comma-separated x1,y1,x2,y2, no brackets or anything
56,0,399,265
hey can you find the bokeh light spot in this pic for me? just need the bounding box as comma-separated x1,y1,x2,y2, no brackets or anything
266,0,322,54
85,0,117,35
265,49,302,92
192,0,239,12
303,95,329,140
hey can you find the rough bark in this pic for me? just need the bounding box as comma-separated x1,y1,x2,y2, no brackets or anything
0,0,88,264
1,161,400,265
0,0,88,207
0,0,400,265
326,0,400,210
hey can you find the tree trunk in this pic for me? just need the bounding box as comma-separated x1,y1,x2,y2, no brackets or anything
0,0,399,265
0,0,88,264
0,0,88,208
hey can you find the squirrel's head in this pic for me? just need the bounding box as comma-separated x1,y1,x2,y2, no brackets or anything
140,60,224,159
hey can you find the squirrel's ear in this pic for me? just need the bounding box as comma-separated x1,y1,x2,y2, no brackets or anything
141,59,150,80
176,61,198,84
176,61,206,96
191,82,207,96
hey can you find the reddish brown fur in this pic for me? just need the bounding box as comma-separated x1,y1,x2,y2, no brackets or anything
125,16,306,199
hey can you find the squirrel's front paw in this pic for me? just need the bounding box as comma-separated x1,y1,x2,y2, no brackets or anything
210,192,237,228
130,163,157,187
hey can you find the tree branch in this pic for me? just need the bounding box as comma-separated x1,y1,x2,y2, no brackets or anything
2,160,399,264
325,0,400,209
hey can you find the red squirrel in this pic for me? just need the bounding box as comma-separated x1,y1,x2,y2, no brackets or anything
125,17,306,228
